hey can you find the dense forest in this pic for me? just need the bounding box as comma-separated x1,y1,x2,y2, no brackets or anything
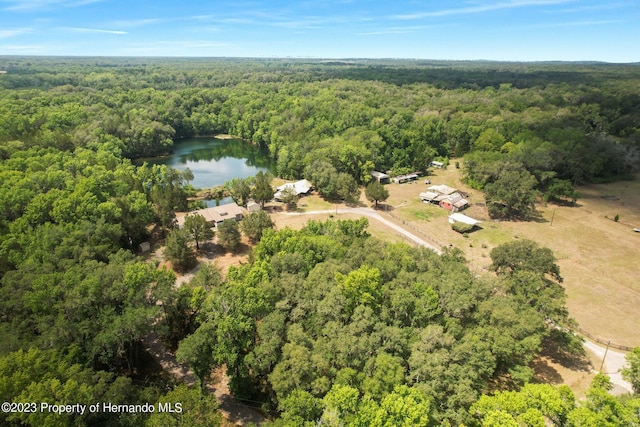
1,57,640,426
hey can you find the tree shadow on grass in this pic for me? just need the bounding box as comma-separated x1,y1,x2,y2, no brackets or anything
542,334,593,372
529,210,549,224
549,199,582,208
374,203,395,212
531,358,564,385
347,199,367,208
531,335,593,386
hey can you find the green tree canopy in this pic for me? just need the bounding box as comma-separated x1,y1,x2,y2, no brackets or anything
164,228,197,272
622,347,640,394
183,213,214,250
226,177,252,207
485,164,538,220
241,210,275,243
252,171,275,208
365,180,390,208
217,219,241,252
490,239,562,283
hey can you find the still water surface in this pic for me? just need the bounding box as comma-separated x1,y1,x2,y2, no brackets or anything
142,137,274,189
139,137,274,206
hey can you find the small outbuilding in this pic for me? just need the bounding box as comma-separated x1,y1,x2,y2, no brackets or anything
138,241,151,253
419,191,440,203
420,184,470,211
439,193,469,212
371,171,391,184
427,184,457,195
449,213,481,233
247,200,261,213
392,173,420,184
429,160,444,168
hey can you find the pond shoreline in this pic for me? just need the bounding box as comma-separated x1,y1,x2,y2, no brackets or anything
174,133,239,141
135,136,274,192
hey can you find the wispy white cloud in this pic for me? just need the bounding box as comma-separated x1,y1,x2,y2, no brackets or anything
62,27,127,34
69,0,104,5
0,28,32,39
107,18,162,28
191,15,215,21
270,16,327,29
394,0,575,20
520,19,628,29
2,0,104,11
194,26,223,33
120,40,235,56
191,11,325,28
198,17,255,25
357,25,447,36
550,3,628,13
0,44,44,51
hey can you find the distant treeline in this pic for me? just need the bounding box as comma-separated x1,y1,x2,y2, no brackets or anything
1,57,639,426
1,58,638,183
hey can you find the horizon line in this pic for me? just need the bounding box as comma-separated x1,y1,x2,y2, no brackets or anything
0,54,638,65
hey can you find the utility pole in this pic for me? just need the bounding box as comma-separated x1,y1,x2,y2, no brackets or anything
600,340,611,372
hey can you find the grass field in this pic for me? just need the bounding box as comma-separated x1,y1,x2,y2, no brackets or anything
272,171,640,347
188,174,635,395
270,200,407,246
387,164,640,347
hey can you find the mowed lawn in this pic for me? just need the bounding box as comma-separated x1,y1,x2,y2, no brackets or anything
387,164,640,347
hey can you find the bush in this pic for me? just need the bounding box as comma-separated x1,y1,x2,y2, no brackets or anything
451,221,475,234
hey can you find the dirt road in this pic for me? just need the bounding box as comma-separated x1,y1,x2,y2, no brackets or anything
281,207,442,254
143,331,267,425
583,340,633,395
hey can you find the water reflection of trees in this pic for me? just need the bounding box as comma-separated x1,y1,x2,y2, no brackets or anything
178,139,273,170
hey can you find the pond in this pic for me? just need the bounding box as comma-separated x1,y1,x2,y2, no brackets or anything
138,137,274,206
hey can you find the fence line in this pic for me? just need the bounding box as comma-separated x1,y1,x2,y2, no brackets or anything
384,211,447,248
384,210,489,272
573,326,634,352
384,210,635,352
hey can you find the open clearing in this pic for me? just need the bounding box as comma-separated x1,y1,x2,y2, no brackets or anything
387,164,640,347
163,170,637,401
243,170,640,347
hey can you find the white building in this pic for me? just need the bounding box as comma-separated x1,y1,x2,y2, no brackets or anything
274,179,313,201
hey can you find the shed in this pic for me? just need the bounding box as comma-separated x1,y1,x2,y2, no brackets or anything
371,171,391,184
439,193,469,212
419,191,440,203
448,213,481,226
138,241,151,253
247,200,261,213
427,184,457,195
429,161,444,168
392,173,419,184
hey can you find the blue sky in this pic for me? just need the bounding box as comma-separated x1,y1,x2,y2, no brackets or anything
0,0,638,61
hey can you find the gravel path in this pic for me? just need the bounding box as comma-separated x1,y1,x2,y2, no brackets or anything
285,207,637,396
583,340,633,395
281,207,442,254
